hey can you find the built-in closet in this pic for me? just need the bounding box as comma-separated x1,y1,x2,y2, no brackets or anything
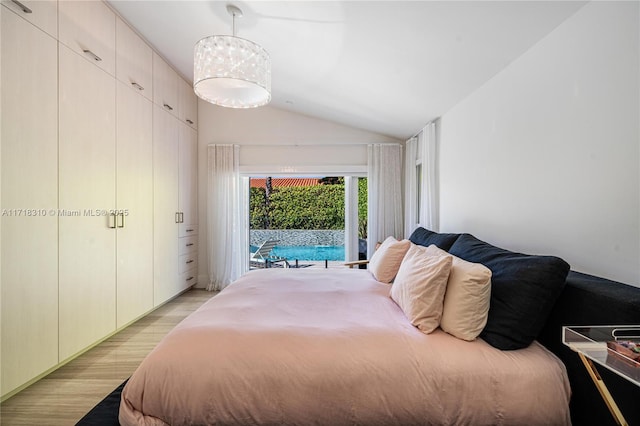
0,0,198,399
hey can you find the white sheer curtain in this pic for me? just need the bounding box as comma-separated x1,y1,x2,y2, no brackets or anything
403,121,439,237
206,144,247,291
404,136,419,238
422,122,439,231
367,144,403,257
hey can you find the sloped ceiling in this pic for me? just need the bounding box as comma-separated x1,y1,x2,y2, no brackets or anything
107,1,586,139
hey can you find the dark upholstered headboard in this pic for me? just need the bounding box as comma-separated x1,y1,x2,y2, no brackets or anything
537,271,640,425
408,227,640,424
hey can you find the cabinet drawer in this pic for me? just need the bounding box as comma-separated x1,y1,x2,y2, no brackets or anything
59,0,115,75
179,235,198,255
179,268,197,288
1,0,57,38
179,253,197,274
180,223,198,238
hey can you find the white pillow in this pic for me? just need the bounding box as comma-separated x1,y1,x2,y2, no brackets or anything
368,236,411,283
436,248,492,341
390,244,452,333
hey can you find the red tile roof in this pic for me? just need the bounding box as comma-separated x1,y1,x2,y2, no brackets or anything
250,178,320,189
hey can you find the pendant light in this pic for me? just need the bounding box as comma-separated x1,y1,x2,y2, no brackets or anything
193,4,271,108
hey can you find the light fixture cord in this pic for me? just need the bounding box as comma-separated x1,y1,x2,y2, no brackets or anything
232,11,236,36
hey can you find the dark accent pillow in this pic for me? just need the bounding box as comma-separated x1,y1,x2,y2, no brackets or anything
449,233,570,350
409,227,460,251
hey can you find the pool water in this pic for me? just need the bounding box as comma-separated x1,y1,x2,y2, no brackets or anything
250,245,345,261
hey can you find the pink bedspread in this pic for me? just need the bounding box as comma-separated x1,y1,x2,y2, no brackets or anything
120,268,571,425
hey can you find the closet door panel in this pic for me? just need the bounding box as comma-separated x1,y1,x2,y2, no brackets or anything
1,0,57,38
116,16,152,101
152,52,178,116
0,7,58,397
59,0,115,75
179,123,198,237
58,44,116,360
153,105,180,305
178,78,197,129
116,81,154,327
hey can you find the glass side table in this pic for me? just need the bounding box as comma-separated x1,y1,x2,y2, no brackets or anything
563,326,640,426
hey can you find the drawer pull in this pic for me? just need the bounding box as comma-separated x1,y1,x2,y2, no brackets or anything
83,49,102,62
131,82,144,91
186,243,194,247
186,119,194,125
163,103,173,111
186,228,194,232
186,276,194,281
186,260,194,264
11,0,32,13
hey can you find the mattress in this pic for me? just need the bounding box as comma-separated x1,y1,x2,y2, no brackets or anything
120,268,571,425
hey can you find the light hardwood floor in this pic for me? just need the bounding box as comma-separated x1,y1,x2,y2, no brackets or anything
0,288,215,425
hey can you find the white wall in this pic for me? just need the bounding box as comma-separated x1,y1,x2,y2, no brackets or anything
196,103,401,285
439,1,640,286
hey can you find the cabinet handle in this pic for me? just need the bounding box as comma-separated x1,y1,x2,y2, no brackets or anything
108,213,117,229
186,243,194,247
117,212,125,228
186,228,194,233
131,82,144,91
11,0,32,13
175,212,180,223
83,49,102,62
186,119,194,125
163,103,173,111
186,276,194,281
180,212,185,223
186,260,194,264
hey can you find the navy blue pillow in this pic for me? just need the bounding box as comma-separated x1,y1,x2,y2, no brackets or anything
409,227,460,251
449,233,570,350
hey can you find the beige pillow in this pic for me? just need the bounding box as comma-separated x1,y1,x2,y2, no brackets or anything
428,245,492,341
368,236,411,283
390,244,452,333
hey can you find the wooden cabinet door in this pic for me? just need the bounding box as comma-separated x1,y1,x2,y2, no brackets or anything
58,0,115,75
179,123,198,237
179,78,198,129
0,7,58,397
58,44,116,361
153,105,180,305
116,16,152,101
116,81,153,328
153,52,179,117
1,0,57,38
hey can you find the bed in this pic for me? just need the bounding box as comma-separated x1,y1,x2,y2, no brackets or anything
119,267,571,425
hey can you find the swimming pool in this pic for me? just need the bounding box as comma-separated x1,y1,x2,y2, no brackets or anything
250,245,345,261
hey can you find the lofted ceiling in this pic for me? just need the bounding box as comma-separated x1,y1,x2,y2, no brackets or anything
107,1,587,140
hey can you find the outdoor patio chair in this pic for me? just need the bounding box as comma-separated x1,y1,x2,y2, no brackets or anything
250,239,290,269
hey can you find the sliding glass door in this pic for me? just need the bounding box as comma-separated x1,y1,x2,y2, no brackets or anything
246,175,366,268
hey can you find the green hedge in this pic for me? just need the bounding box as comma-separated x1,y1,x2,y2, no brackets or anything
358,177,367,238
250,178,368,238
